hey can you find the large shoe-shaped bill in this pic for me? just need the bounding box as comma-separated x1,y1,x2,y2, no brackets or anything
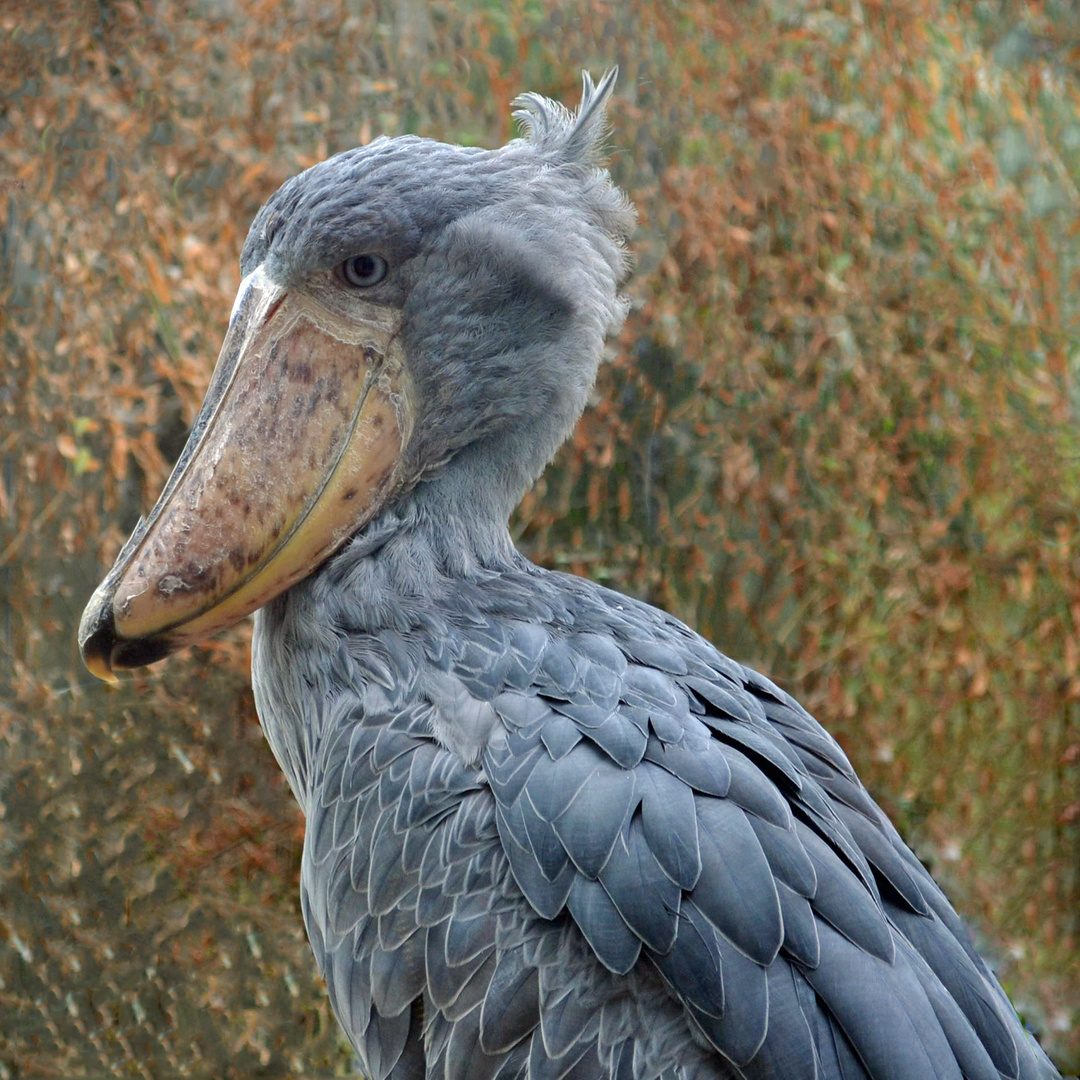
79,267,413,681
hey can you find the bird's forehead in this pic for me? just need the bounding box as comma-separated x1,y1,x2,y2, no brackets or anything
243,136,532,280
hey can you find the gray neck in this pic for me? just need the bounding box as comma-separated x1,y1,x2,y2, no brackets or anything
364,443,528,580
251,449,529,809
404,368,583,542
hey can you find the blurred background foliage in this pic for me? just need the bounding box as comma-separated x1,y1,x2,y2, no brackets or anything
1,0,1078,1074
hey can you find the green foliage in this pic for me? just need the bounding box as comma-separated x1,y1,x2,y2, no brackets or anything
1,0,1077,1072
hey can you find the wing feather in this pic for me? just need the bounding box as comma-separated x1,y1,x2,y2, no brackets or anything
293,569,1060,1080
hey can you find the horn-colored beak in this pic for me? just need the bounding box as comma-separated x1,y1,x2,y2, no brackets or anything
79,267,412,681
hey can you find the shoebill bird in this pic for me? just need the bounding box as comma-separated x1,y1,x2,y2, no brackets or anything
79,71,1063,1080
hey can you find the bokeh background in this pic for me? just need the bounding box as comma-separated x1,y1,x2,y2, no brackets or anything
2,0,1079,1075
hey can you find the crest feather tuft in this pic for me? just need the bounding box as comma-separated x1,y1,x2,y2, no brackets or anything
512,69,619,165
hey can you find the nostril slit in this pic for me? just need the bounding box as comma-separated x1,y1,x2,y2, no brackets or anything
263,294,287,325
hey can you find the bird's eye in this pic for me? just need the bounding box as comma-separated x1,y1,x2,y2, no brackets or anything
339,254,388,288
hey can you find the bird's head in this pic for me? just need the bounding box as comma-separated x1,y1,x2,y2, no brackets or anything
79,70,634,681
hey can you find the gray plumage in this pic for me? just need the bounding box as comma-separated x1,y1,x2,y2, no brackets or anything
241,72,1061,1079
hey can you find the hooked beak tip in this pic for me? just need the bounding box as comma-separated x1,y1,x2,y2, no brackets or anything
79,601,121,684
79,588,178,682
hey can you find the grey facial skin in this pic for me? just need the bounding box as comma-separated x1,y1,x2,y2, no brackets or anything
80,72,1062,1080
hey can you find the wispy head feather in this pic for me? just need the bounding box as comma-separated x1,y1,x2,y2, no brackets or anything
512,68,619,165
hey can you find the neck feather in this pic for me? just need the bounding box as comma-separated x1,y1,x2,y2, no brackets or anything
252,476,523,808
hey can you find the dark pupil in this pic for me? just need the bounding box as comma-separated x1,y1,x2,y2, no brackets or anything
351,256,376,280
